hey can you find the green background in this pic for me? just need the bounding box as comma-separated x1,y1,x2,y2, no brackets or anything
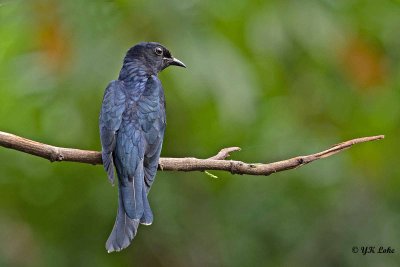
0,0,399,266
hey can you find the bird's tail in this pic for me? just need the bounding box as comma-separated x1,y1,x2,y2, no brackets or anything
105,187,139,253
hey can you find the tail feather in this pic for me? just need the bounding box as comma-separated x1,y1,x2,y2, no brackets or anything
106,188,139,253
120,182,144,220
120,165,144,220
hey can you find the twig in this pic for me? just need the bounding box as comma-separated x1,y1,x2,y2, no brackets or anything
207,147,241,160
0,131,384,176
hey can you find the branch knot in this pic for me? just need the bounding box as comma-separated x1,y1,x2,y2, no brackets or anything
50,148,64,162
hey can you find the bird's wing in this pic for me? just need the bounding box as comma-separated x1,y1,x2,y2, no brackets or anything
138,76,166,225
114,121,145,220
140,76,166,192
99,80,126,184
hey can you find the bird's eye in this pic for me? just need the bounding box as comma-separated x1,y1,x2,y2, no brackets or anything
154,47,163,56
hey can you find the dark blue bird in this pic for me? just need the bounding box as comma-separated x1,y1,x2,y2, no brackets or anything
99,42,185,252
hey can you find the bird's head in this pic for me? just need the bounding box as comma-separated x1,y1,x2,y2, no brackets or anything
124,42,186,74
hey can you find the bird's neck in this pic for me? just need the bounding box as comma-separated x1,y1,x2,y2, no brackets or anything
118,58,156,82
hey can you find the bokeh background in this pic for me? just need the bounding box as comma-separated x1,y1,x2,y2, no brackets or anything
1,0,399,266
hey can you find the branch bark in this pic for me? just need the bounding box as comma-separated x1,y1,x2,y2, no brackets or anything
0,131,384,176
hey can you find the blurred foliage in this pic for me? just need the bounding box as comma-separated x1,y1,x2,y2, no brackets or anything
0,0,400,266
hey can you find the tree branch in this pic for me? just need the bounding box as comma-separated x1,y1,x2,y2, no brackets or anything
0,131,384,176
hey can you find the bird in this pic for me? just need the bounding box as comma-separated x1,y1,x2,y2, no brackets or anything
99,42,185,252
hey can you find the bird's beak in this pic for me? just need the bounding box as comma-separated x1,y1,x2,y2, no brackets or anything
168,57,186,68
